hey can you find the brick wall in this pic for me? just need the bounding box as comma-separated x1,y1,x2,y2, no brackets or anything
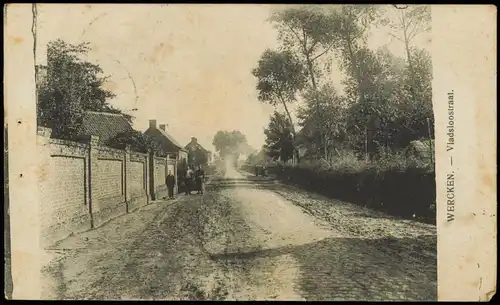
37,127,173,248
129,158,146,196
167,163,175,176
153,157,167,199
94,159,123,200
38,136,90,248
92,146,127,227
154,157,166,188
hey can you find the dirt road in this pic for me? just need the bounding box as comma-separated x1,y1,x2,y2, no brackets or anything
41,167,436,301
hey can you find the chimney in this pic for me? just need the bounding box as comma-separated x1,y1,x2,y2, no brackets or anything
149,119,157,129
159,124,166,131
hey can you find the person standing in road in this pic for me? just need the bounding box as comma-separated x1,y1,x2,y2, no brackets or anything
185,167,194,195
166,170,176,199
195,165,205,194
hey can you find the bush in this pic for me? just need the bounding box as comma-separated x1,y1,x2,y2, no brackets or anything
328,150,369,173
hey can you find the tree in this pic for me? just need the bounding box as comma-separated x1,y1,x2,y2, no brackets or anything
270,6,340,90
245,152,256,165
343,46,433,154
105,130,164,155
332,5,383,94
397,47,433,146
264,111,295,163
386,5,431,106
269,6,341,158
298,84,349,160
260,5,433,166
328,5,384,160
341,46,402,155
212,130,249,162
252,49,306,163
37,39,132,139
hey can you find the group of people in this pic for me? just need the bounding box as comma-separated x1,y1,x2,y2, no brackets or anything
184,165,205,195
165,165,206,200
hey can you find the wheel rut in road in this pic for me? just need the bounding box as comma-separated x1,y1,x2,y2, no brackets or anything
201,168,436,301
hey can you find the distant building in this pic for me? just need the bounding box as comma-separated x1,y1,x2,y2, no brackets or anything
184,137,212,166
144,120,188,166
77,111,135,146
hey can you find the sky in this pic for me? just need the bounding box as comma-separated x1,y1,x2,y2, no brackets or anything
36,4,430,152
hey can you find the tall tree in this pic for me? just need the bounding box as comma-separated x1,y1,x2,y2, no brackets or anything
399,47,433,145
212,130,249,162
269,6,341,158
343,46,404,154
37,39,131,139
270,6,340,90
259,5,433,165
332,5,382,96
264,111,295,163
298,84,348,160
331,5,384,160
386,5,431,106
252,49,306,162
343,46,433,153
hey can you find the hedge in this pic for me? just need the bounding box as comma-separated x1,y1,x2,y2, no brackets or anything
241,164,436,224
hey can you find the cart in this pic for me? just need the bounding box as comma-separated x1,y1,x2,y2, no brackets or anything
254,165,267,177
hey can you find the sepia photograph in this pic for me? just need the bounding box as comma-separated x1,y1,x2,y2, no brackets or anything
3,3,496,302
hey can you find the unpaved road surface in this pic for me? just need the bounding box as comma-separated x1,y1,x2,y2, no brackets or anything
41,167,436,301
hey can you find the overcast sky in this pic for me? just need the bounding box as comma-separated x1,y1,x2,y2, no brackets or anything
36,4,430,151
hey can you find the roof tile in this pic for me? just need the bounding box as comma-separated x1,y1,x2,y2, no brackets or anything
78,111,134,145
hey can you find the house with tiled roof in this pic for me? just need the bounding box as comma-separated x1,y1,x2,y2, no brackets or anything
184,137,212,165
144,120,188,165
77,111,135,145
185,137,208,153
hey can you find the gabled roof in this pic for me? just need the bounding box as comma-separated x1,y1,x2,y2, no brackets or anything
158,128,184,149
78,111,134,145
185,141,209,153
144,127,187,152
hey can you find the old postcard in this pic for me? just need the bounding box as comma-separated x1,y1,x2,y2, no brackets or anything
4,4,496,301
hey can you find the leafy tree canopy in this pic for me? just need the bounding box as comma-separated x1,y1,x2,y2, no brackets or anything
264,111,294,163
252,49,306,107
212,130,250,161
253,5,433,163
37,39,132,139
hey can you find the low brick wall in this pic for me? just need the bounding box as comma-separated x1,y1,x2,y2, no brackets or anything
37,127,172,248
92,146,127,228
38,138,91,248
